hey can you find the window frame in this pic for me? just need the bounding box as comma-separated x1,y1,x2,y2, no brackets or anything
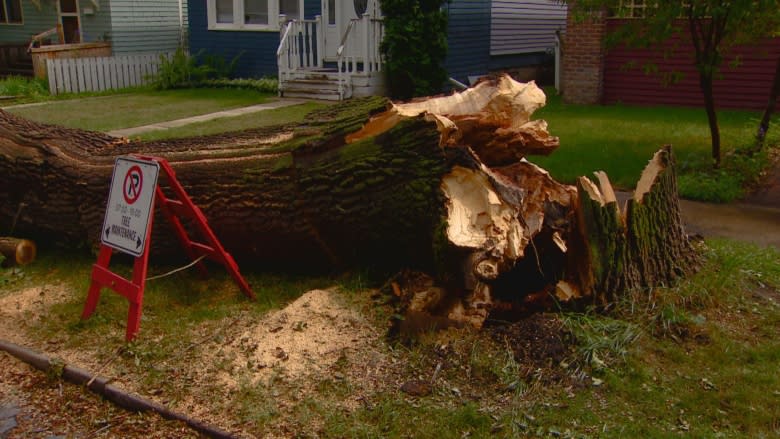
207,0,304,32
613,0,648,19
0,0,24,26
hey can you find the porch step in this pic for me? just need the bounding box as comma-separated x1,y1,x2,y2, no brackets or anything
281,77,348,101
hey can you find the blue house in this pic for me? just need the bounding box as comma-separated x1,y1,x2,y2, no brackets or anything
187,0,565,100
0,0,187,76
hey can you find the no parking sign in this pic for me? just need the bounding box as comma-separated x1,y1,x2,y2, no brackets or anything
85,154,254,341
101,157,160,257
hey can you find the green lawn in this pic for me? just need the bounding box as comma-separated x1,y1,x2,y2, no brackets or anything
5,88,273,132
533,92,777,199
138,102,329,141
4,239,779,437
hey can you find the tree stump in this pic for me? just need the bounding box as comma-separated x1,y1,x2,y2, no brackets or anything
562,147,697,306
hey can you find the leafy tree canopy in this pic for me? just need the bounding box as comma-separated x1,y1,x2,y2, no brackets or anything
569,0,780,167
380,0,449,100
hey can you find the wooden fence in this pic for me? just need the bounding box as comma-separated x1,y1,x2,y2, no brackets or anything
46,53,169,95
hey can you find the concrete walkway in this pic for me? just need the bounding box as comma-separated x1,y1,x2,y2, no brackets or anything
616,189,780,249
106,98,308,138
680,200,780,249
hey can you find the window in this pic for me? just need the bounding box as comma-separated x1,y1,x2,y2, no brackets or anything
208,0,302,31
609,1,689,19
614,0,647,18
279,0,299,20
0,0,23,25
327,0,335,25
245,0,269,25
216,0,233,23
60,0,78,14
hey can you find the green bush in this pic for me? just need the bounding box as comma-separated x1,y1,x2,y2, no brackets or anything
197,77,278,94
678,172,744,203
0,76,49,99
151,48,243,90
380,0,448,100
677,146,771,202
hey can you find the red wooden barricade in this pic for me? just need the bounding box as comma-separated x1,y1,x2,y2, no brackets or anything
82,156,255,341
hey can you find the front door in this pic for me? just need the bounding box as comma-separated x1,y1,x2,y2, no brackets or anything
57,0,82,43
322,0,360,61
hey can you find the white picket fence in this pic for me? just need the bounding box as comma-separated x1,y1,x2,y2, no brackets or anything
46,53,169,95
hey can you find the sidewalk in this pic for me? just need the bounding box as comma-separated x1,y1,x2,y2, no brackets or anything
680,200,780,248
106,98,308,138
616,189,780,249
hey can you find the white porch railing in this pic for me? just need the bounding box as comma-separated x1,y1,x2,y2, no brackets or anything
277,16,323,88
337,14,384,100
276,12,384,100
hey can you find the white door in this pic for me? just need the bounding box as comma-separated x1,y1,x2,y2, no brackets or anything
322,0,360,61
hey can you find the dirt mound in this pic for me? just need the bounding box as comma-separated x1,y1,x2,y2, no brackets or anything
489,313,575,382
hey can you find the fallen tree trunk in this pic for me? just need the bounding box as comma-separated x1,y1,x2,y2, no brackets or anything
0,75,696,326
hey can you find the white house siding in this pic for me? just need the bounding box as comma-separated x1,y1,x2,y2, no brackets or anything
490,0,566,56
108,0,186,54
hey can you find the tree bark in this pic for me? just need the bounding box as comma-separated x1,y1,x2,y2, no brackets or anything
562,147,697,306
700,71,722,168
756,55,780,149
0,75,697,326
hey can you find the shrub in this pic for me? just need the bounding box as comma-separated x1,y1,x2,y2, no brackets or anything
0,76,49,99
197,77,278,94
151,48,243,90
380,0,448,100
677,145,771,203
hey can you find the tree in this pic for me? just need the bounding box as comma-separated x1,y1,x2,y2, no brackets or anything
570,0,780,168
0,76,697,326
755,55,780,148
380,0,449,100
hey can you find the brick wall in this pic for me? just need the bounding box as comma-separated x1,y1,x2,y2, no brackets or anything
561,8,607,104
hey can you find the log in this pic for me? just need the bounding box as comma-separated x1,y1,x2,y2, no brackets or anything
0,75,696,326
0,237,36,267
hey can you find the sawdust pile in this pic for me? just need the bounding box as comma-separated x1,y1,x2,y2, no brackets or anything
208,289,379,387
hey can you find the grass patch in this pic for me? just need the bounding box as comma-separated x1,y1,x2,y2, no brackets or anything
6,88,273,132
0,76,49,101
323,396,493,438
26,254,332,342
16,250,333,394
504,240,780,438
4,239,779,437
534,92,779,201
138,101,328,141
